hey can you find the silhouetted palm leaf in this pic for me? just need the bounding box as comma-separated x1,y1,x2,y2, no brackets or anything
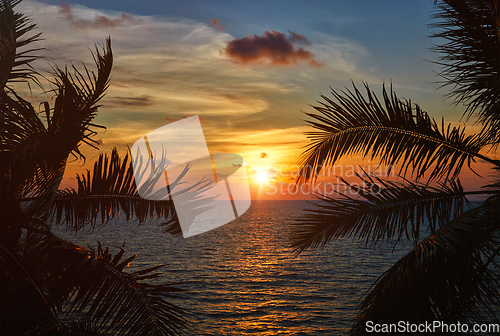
296,83,499,185
19,230,189,335
51,148,176,231
291,0,500,333
349,196,500,335
0,0,43,90
430,0,500,138
291,173,489,253
1,2,192,334
51,148,214,236
2,36,111,180
1,37,113,228
47,36,112,161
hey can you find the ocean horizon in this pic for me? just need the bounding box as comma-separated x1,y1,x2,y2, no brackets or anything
55,200,409,335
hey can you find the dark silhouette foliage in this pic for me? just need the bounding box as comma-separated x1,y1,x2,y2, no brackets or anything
292,1,500,334
0,1,189,334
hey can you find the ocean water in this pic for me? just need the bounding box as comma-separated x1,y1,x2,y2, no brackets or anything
56,200,409,335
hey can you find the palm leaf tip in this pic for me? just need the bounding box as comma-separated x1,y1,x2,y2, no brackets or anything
45,36,112,162
0,0,44,90
430,0,500,130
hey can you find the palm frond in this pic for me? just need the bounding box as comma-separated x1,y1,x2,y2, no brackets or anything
349,196,500,335
483,166,500,191
50,148,214,237
46,37,112,161
50,148,176,231
1,38,113,230
1,37,111,170
21,229,190,335
296,83,499,186
290,172,491,253
430,0,500,137
2,3,192,334
0,0,43,90
0,88,45,152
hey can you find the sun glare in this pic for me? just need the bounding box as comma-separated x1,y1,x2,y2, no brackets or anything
256,171,268,184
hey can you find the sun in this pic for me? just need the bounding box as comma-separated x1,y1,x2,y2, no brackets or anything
256,171,269,184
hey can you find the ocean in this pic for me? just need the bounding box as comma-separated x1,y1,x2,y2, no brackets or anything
56,200,409,335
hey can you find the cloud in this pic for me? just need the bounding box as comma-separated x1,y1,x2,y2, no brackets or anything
59,2,137,29
260,152,268,158
16,0,370,171
210,18,224,31
288,30,310,45
107,96,154,107
221,30,324,68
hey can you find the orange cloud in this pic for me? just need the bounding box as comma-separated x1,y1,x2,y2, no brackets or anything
221,30,324,68
210,18,225,31
60,3,137,29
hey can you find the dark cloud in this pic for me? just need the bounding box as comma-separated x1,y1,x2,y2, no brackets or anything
210,18,225,31
107,96,154,107
221,30,324,68
260,152,268,158
60,3,137,29
288,30,311,45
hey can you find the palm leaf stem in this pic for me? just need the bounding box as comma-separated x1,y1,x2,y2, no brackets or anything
316,125,500,167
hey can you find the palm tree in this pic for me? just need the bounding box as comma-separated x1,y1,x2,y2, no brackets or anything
291,0,500,334
0,1,192,334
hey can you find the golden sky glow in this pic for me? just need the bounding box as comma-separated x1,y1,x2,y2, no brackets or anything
15,0,499,200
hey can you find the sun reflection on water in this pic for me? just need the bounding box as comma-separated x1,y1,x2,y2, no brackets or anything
55,200,409,335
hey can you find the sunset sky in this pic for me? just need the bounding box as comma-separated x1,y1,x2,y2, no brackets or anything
17,0,496,199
